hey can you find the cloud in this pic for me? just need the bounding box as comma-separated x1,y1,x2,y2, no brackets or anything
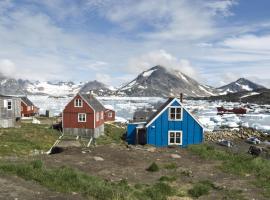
128,49,198,78
90,0,237,40
95,73,111,85
222,34,270,51
0,59,16,77
204,0,237,16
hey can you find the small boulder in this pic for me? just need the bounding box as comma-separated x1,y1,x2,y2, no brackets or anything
93,156,104,161
147,147,156,152
170,154,181,159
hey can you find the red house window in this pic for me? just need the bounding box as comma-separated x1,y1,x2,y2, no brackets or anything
78,113,86,122
74,99,83,107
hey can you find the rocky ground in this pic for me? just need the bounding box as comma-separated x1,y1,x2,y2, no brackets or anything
204,127,267,142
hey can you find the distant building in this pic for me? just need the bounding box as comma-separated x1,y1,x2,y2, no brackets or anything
0,94,21,128
62,93,106,138
21,97,39,117
104,105,116,122
127,97,204,147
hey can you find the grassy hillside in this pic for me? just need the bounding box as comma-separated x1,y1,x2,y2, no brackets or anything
0,123,60,156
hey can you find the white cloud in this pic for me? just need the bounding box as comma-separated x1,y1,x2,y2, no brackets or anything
0,59,16,77
95,73,111,85
128,49,198,78
91,0,237,40
222,34,270,51
204,0,237,16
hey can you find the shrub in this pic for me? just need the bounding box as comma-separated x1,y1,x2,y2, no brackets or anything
146,162,159,172
159,176,177,182
163,162,177,170
188,183,211,198
143,182,176,200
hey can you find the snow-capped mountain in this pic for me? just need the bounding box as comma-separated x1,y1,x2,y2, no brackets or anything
0,75,83,96
79,80,115,96
116,65,217,97
26,81,83,96
218,78,266,94
0,74,115,97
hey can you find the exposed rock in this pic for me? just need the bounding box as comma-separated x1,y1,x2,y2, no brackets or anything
93,156,104,161
170,154,181,159
205,127,264,142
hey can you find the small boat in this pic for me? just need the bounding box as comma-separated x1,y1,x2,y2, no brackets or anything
217,106,247,115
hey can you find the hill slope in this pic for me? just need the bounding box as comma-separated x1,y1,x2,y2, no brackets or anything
117,65,217,97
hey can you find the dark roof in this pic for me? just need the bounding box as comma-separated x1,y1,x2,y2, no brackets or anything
80,93,105,112
145,98,175,125
21,97,34,106
133,108,156,122
132,98,174,123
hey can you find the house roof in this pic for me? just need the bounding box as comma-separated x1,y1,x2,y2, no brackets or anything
79,93,105,112
144,97,204,130
21,97,34,106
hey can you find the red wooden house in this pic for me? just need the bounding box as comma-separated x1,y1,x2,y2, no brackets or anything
21,97,39,117
62,93,106,138
104,105,116,122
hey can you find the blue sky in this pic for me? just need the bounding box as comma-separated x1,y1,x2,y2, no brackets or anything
0,0,270,87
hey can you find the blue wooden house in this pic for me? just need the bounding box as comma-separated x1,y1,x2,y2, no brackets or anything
127,97,204,147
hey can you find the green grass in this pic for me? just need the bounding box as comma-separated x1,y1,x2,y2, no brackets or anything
146,162,159,172
188,180,213,198
163,162,177,170
0,123,60,156
0,160,178,200
188,180,246,199
96,123,126,145
189,144,270,197
159,175,177,182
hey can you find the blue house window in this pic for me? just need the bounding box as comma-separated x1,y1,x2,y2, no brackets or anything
169,107,182,121
168,131,182,145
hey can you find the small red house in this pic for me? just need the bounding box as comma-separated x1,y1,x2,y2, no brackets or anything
62,93,105,138
104,105,116,122
21,97,39,117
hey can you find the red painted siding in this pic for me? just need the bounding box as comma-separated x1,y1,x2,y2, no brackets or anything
63,94,105,129
104,109,115,122
21,102,37,117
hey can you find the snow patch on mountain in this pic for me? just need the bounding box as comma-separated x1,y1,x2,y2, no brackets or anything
142,69,157,77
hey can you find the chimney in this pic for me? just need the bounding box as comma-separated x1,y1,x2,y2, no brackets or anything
180,93,183,103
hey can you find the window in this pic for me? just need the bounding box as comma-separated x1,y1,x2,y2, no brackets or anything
27,106,31,111
74,99,83,107
7,100,12,110
168,131,182,145
169,107,182,120
100,111,104,120
78,113,86,122
108,112,112,118
96,112,99,122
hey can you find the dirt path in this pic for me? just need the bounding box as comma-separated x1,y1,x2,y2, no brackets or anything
41,143,267,200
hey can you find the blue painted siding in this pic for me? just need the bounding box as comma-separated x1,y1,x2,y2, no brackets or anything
127,99,203,147
127,123,138,145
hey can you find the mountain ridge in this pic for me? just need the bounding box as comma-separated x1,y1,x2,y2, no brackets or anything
0,66,267,97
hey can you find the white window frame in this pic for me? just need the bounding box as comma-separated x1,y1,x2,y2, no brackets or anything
78,113,86,122
168,131,182,145
168,106,183,121
108,112,112,118
7,100,12,110
96,112,99,122
74,99,83,107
